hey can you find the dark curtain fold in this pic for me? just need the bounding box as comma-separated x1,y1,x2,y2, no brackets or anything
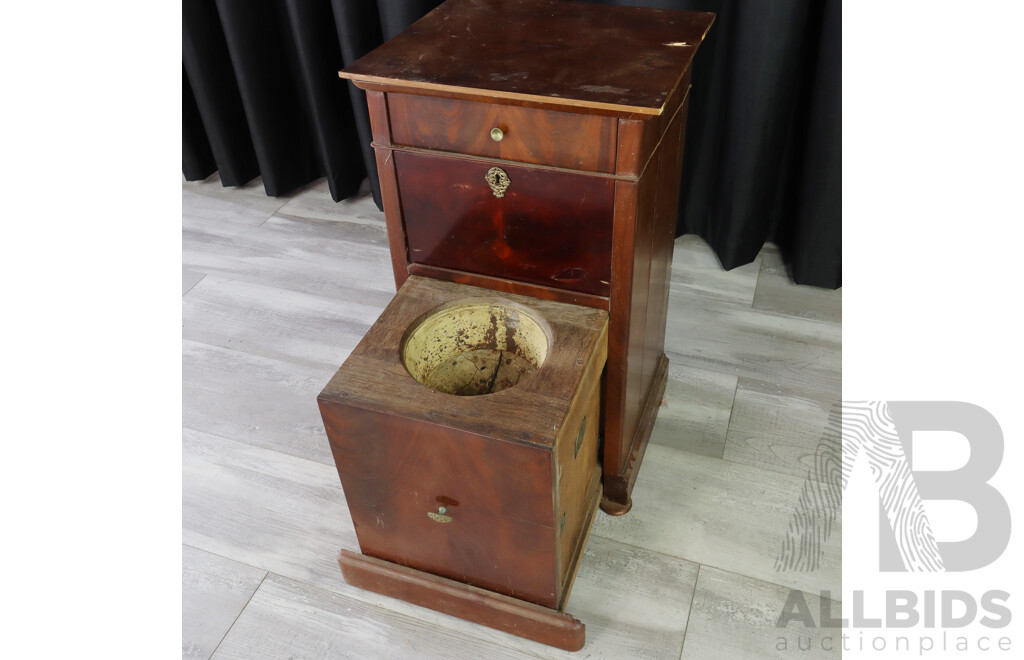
183,0,840,289
182,0,366,200
182,0,260,186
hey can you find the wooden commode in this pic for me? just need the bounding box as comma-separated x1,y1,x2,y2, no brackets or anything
319,0,714,650
319,277,606,624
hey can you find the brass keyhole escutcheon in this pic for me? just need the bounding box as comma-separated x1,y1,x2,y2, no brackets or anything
427,505,452,523
485,167,510,198
490,127,504,142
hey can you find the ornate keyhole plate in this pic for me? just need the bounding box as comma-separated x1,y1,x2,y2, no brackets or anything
485,167,510,198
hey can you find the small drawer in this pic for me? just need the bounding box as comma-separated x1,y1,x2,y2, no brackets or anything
387,93,618,174
395,150,614,297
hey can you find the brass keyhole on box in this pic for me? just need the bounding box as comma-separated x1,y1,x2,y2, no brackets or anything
485,166,510,198
427,506,453,523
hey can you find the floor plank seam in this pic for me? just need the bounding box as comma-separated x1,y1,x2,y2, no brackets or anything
589,531,838,602
182,196,293,228
703,562,841,605
752,254,769,309
182,336,340,377
773,333,843,350
670,288,842,332
256,209,285,228
186,547,552,660
182,543,274,577
587,533,702,569
719,378,741,454
207,570,269,660
668,292,770,314
713,452,843,488
646,432,843,489
182,334,348,374
182,425,337,471
310,573,552,659
178,265,394,308
734,375,841,402
677,563,701,659
183,273,207,297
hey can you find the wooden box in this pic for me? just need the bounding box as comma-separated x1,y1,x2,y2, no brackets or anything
318,276,607,647
339,0,715,512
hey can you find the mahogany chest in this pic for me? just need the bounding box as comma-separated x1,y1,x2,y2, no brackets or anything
319,0,714,650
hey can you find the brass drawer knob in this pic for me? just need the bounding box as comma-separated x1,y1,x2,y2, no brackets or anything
490,127,504,142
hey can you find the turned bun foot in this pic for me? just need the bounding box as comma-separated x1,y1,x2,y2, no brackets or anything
600,497,633,516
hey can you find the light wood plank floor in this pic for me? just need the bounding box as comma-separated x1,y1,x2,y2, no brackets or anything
183,175,842,659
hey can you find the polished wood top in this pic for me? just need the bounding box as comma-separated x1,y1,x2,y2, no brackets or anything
339,0,714,117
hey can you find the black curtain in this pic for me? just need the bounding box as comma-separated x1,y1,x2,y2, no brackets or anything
183,0,840,289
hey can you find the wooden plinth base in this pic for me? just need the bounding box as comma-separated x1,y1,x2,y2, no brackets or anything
601,353,669,512
338,550,586,652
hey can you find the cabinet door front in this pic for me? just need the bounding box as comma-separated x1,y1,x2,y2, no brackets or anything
396,150,614,297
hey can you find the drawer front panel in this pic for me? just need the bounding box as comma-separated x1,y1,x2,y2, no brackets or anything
323,404,559,608
388,93,617,173
395,150,614,297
